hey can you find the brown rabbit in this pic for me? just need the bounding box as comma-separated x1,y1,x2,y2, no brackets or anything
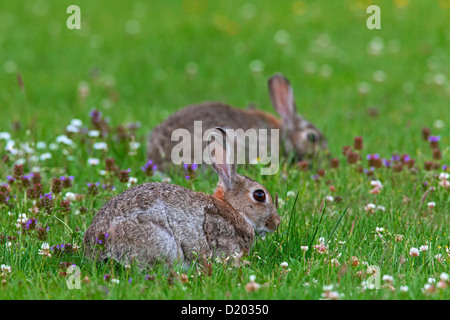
147,73,327,171
84,128,280,268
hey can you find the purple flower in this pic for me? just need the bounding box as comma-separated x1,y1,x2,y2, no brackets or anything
428,135,440,142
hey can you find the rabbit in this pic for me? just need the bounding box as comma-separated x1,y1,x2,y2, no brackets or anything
147,73,327,171
84,128,281,269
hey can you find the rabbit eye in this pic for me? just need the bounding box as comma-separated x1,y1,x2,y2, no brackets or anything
252,189,266,202
307,133,317,143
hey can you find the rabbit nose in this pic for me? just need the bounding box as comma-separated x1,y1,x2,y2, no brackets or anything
265,214,281,232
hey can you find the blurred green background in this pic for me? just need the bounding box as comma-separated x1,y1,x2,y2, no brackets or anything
1,0,449,158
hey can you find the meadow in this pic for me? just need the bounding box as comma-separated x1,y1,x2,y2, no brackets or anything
0,0,449,300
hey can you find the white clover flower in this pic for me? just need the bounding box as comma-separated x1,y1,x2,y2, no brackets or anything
419,245,429,252
56,135,73,146
93,142,107,150
280,262,289,269
375,227,384,233
286,191,296,198
427,202,436,208
326,195,334,202
70,119,83,127
364,203,376,212
249,275,256,282
88,158,100,166
440,272,449,281
1,264,12,273
88,130,100,137
111,279,120,284
64,192,77,201
40,153,52,161
370,180,383,189
129,141,140,150
376,205,386,211
400,286,409,292
322,284,334,291
439,172,449,180
301,246,308,252
382,275,394,283
36,141,47,149
409,247,420,257
66,124,79,133
0,132,11,140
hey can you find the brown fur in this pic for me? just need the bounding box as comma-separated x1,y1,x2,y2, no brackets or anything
84,129,280,269
147,74,327,170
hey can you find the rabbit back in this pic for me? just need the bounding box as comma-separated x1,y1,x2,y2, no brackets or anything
147,102,281,170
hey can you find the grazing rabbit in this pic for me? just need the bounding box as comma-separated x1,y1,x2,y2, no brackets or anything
147,73,327,171
84,128,280,268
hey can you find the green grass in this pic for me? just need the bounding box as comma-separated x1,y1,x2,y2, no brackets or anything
0,0,449,300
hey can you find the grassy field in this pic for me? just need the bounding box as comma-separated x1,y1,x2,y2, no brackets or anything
0,0,449,300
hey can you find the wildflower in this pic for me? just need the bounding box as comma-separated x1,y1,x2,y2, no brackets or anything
330,158,339,169
422,127,431,140
367,154,382,168
38,242,52,258
1,264,12,273
39,193,54,214
245,275,260,293
440,272,449,282
145,274,156,281
382,275,394,283
117,168,131,183
88,130,100,137
93,142,107,150
280,262,289,269
428,135,440,149
321,284,340,300
326,195,334,202
141,160,157,177
51,178,63,194
353,136,363,150
350,256,359,267
364,203,376,213
40,152,52,161
409,247,420,257
66,124,79,133
375,227,384,233
400,286,409,292
183,163,198,180
395,234,404,242
419,245,428,252
64,192,77,202
330,258,340,267
88,158,100,166
0,132,11,140
56,135,74,146
111,279,120,285
301,246,308,252
370,180,383,189
427,202,436,209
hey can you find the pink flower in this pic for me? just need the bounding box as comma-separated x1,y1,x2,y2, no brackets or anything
409,247,420,257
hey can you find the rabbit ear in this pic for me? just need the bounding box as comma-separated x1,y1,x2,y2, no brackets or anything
268,74,297,123
207,127,237,190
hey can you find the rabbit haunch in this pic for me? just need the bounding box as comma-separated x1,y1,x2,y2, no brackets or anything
171,120,280,175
